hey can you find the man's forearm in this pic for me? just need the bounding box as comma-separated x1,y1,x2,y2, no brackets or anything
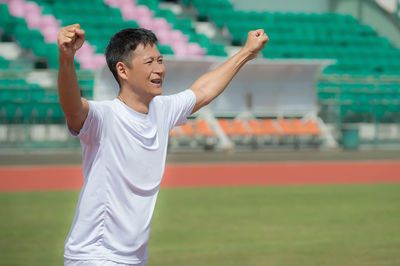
57,56,84,118
189,29,268,113
190,48,253,109
57,24,89,133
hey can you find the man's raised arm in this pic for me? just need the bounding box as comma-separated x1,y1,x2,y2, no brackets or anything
57,24,89,133
189,29,269,114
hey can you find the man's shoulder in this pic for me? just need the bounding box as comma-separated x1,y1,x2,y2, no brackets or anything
86,99,118,120
88,99,117,110
152,94,170,106
154,90,194,103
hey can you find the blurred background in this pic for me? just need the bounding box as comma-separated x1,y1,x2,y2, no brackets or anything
0,0,400,265
0,0,399,151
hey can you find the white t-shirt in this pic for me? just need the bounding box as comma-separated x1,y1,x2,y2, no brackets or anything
64,89,196,265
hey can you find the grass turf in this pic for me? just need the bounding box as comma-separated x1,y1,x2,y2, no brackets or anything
0,184,400,265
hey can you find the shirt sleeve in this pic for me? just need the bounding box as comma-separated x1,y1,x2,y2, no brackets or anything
67,101,103,144
163,89,196,132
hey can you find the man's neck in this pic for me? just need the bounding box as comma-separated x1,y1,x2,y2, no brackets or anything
117,89,153,115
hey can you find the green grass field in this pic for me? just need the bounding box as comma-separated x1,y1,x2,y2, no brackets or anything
1,184,400,265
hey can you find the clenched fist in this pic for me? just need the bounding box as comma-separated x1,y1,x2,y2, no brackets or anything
57,24,85,60
243,29,269,60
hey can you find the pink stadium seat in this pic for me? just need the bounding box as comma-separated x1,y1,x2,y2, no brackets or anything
170,42,205,57
40,15,59,29
78,55,99,70
89,54,106,69
3,0,103,70
8,0,25,17
135,6,153,20
140,18,171,35
137,18,156,31
42,27,59,42
77,53,106,70
103,0,204,56
24,1,41,17
76,48,89,58
171,43,189,57
119,0,132,6
75,47,89,61
155,30,173,44
170,30,188,43
150,18,171,32
26,13,60,43
25,15,42,29
120,5,137,20
104,0,120,7
122,6,153,21
186,43,205,56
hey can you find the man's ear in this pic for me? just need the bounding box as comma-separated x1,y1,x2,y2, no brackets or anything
116,62,129,82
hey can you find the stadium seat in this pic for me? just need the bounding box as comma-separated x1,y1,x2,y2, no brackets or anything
304,120,322,135
218,119,249,136
247,119,264,136
261,119,280,135
276,119,296,135
195,119,216,136
180,121,196,136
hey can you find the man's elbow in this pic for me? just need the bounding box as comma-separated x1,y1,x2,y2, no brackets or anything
65,112,87,134
202,95,213,107
62,99,89,132
190,95,210,114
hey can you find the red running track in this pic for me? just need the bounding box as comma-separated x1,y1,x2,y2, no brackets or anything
1,161,400,192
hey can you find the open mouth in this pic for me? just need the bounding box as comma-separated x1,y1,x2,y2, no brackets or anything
150,78,162,85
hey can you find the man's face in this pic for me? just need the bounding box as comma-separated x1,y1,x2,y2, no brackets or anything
125,43,165,99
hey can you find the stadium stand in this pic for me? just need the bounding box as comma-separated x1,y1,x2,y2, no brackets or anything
0,69,93,125
182,0,400,124
168,117,323,150
0,0,399,149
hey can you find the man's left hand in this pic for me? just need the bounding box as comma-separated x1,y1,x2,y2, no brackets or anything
243,29,269,60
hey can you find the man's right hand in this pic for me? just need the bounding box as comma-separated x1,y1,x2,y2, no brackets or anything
57,24,85,60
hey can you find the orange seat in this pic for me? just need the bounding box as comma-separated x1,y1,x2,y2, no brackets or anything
169,128,178,136
292,119,308,135
277,119,296,135
262,119,280,135
247,119,263,135
180,121,196,136
305,120,321,135
195,119,215,136
218,119,249,136
218,119,235,135
232,120,249,135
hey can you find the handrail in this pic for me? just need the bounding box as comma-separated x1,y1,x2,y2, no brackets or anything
370,0,400,35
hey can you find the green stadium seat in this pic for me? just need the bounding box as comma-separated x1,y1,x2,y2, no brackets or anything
157,44,174,55
206,44,227,57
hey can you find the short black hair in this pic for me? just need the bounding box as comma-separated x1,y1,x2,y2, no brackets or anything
105,28,158,86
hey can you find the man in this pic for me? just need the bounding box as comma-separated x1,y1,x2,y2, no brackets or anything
58,24,268,266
